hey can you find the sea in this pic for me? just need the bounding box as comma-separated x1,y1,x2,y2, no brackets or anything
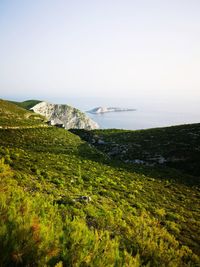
11,94,200,130
60,96,200,130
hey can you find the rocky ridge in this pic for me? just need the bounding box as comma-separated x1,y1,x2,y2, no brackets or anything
31,101,99,130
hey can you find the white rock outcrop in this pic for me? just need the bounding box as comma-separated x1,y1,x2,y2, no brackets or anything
88,106,136,114
31,101,99,130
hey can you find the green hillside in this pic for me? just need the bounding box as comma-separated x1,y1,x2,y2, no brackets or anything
0,99,46,127
71,124,200,177
0,100,200,266
10,99,42,110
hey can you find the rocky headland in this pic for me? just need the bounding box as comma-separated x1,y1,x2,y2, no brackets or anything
31,101,99,130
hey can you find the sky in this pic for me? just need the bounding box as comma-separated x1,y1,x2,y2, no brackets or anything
0,0,200,106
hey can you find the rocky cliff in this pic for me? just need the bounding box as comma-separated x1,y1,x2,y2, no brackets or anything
31,101,99,130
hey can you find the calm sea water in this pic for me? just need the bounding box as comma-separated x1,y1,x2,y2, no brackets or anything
87,110,200,130
63,96,200,130
11,95,200,130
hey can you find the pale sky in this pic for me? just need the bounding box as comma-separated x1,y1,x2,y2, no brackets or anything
0,0,200,102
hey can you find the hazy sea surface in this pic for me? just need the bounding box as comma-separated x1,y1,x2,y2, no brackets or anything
88,109,200,130
10,95,200,130
62,96,200,130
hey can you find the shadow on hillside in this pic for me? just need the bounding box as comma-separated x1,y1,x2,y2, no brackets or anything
77,143,200,187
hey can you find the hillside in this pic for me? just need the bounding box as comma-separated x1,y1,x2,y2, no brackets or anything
71,124,200,178
10,99,42,110
0,99,46,127
0,100,200,266
8,99,99,130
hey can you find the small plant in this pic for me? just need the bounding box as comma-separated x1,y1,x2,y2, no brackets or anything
155,208,166,218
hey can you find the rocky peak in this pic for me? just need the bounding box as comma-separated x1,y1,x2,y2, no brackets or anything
31,101,99,130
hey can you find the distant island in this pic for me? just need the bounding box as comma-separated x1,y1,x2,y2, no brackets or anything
88,106,136,114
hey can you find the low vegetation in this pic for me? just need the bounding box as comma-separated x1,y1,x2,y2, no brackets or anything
0,100,199,266
0,100,46,127
10,99,42,110
71,124,200,177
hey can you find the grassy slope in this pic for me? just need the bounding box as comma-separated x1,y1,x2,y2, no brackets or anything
71,124,200,177
10,99,42,110
0,99,46,127
0,101,200,266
